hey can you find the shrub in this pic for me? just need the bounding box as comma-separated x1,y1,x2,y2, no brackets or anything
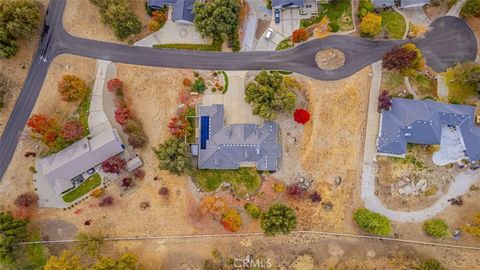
293,108,310,124
291,28,309,43
353,208,391,236
133,169,145,179
261,203,297,236
360,12,382,38
58,75,88,102
423,219,450,238
382,46,418,71
114,107,131,125
168,115,190,137
358,0,374,19
107,78,123,93
192,77,206,93
417,259,447,270
220,208,242,232
91,188,104,198
183,78,192,87
272,182,285,193
14,193,38,208
310,192,321,203
121,177,133,188
377,90,392,112
98,196,114,207
159,187,169,196
286,183,308,200
244,203,261,219
61,120,84,140
462,214,480,239
127,131,147,149
101,156,126,174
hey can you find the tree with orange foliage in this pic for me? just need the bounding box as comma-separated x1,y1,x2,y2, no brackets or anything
200,196,227,219
220,208,242,232
291,28,309,43
58,74,88,102
27,114,56,135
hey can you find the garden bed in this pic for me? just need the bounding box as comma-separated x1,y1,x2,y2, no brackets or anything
444,69,478,105
62,173,101,203
193,168,261,196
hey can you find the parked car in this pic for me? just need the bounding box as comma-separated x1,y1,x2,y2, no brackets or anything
264,28,274,40
274,9,280,23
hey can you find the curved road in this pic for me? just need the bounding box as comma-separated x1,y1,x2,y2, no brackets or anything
0,0,477,180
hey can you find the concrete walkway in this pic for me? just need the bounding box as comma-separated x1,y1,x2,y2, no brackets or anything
437,73,448,101
404,76,419,98
447,0,467,17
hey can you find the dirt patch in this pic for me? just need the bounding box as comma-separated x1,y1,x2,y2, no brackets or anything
315,49,346,70
256,19,271,39
466,17,480,59
0,0,49,136
376,145,463,211
63,0,150,44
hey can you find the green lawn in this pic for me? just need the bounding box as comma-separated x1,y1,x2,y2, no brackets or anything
276,38,293,50
62,173,101,203
77,88,92,136
301,1,353,30
194,168,261,196
220,70,229,94
444,69,477,104
153,38,223,51
380,11,406,39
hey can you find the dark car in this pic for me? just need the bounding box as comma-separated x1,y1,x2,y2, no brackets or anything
274,9,280,23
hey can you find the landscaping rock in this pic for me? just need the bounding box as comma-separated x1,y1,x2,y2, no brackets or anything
322,202,333,211
334,176,342,186
416,180,428,192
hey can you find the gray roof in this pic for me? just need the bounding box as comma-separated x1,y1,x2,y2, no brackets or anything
198,104,281,171
38,128,124,194
377,98,480,161
372,0,395,8
147,0,195,23
400,0,430,8
271,0,305,8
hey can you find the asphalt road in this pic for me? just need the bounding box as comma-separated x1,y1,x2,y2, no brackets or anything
0,0,477,180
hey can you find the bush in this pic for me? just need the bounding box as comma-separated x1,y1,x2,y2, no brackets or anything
98,196,113,207
261,204,297,236
353,208,391,236
183,78,192,87
286,183,308,200
101,156,126,174
107,78,123,93
14,193,38,208
293,108,310,124
159,187,169,196
417,259,447,270
192,77,206,93
291,28,309,43
276,38,294,50
329,22,340,32
58,75,88,102
244,203,261,219
378,90,392,112
423,219,450,238
91,188,104,198
220,208,242,232
360,12,382,38
61,120,84,141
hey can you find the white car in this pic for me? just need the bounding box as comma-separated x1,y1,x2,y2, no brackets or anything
264,28,274,40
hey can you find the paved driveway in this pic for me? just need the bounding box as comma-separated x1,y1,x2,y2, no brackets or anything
135,10,209,47
270,8,300,37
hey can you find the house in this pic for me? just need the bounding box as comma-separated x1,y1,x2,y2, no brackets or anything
147,0,196,24
37,128,125,195
372,0,431,8
271,0,305,9
195,104,282,171
377,98,480,162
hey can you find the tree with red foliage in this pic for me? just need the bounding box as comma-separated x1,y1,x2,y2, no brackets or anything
293,108,310,124
377,90,392,112
101,156,126,174
43,130,60,143
107,78,123,94
220,208,242,232
61,120,84,140
291,28,309,43
114,107,131,125
27,114,56,135
382,46,417,71
168,116,189,137
286,183,308,200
